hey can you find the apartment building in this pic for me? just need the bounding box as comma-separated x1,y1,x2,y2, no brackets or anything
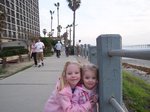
0,0,40,43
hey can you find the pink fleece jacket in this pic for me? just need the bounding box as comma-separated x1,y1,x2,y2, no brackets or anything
72,85,98,112
44,85,92,112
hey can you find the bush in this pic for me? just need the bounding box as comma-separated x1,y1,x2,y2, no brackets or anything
40,37,54,56
0,46,28,58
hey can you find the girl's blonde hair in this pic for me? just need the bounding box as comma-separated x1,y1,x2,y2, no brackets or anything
81,64,99,81
58,61,82,91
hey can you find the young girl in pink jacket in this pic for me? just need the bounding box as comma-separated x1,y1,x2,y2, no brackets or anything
44,61,93,112
72,64,99,112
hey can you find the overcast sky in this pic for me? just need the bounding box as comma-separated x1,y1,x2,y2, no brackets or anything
39,0,150,46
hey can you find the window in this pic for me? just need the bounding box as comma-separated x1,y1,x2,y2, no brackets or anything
11,10,15,16
17,26,20,32
6,8,10,14
17,19,20,25
12,17,15,24
6,0,10,7
10,3,14,10
13,32,16,38
12,24,16,31
9,31,12,37
7,16,11,22
3,30,7,37
0,0,4,4
16,13,19,19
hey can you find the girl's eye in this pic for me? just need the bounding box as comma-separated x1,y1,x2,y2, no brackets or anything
67,72,72,75
92,77,96,79
75,72,79,74
85,77,89,79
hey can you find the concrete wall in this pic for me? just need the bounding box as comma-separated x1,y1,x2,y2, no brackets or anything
1,41,27,49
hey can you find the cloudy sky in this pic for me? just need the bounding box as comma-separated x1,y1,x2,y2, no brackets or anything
39,0,150,46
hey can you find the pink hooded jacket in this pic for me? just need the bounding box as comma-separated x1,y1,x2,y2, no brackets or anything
44,85,92,112
72,84,98,112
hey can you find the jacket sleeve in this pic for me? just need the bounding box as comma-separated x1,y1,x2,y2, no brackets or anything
57,91,91,112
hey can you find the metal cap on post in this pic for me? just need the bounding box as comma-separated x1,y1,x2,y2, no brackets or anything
97,34,122,112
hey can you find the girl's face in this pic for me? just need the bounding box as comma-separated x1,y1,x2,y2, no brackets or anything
65,64,81,88
83,70,98,90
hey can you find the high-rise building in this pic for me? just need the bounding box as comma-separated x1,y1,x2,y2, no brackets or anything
0,0,40,42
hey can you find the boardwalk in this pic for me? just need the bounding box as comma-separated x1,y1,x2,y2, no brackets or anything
0,53,78,112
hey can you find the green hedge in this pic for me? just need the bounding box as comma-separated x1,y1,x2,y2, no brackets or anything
0,46,28,58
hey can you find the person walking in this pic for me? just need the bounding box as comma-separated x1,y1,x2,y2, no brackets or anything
76,40,81,56
35,38,45,67
65,43,69,57
30,40,37,67
55,41,62,58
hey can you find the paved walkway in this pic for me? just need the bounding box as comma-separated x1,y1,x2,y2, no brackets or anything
0,52,149,112
0,53,79,112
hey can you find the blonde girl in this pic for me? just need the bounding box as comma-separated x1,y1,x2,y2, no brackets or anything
72,63,99,112
44,61,92,112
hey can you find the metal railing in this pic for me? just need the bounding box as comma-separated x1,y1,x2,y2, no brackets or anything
77,34,150,112
108,49,150,60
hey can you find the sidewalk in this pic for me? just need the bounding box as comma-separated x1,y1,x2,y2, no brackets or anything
0,53,80,112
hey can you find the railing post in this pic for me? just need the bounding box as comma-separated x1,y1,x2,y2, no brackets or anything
86,44,89,58
88,46,97,65
80,44,83,56
97,34,122,112
84,44,86,58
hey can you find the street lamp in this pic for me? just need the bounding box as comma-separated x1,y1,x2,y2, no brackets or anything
54,2,60,37
66,0,81,54
50,10,54,33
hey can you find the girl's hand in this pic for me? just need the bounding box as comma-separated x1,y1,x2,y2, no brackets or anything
89,95,98,107
90,99,96,108
90,95,98,103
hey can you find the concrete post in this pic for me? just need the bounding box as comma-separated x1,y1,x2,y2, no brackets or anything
84,44,87,58
81,44,83,56
88,46,97,65
96,34,122,112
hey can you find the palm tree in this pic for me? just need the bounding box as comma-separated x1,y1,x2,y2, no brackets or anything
57,25,62,36
66,24,73,46
43,29,47,37
66,0,81,54
54,2,60,37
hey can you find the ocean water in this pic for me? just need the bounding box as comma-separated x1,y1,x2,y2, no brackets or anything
123,44,150,50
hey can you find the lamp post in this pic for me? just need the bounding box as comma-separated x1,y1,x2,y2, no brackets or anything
66,0,81,54
50,10,54,34
54,2,60,37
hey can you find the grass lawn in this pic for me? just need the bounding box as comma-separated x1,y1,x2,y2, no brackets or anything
123,70,150,112
0,68,6,75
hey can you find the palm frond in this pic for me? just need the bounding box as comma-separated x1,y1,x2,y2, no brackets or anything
66,0,81,11
66,0,71,2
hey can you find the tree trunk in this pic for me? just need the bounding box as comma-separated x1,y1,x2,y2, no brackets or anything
2,57,7,68
19,55,23,62
73,11,76,55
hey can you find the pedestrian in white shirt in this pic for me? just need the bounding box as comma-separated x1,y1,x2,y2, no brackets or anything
35,38,45,67
55,41,62,58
